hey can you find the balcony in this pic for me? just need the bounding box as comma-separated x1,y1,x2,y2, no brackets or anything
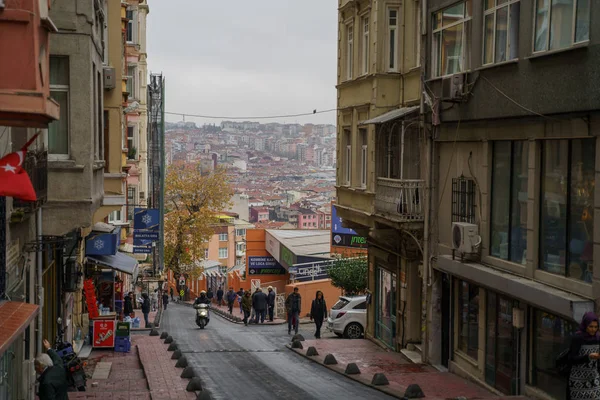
12,151,48,213
374,178,424,222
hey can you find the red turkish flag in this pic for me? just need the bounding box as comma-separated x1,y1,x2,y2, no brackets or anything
0,134,39,201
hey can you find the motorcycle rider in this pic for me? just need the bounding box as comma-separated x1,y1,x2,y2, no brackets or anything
194,290,211,305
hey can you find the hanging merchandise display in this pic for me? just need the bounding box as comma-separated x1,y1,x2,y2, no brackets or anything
84,279,99,319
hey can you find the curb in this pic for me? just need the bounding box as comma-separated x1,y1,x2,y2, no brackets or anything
285,343,404,399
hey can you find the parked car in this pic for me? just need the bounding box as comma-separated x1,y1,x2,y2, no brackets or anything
326,295,367,339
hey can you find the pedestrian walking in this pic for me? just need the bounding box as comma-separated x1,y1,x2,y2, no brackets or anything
216,286,224,306
285,287,301,335
241,291,252,326
170,287,174,301
207,288,214,304
267,286,276,322
151,289,158,312
566,311,600,399
252,287,268,324
141,293,151,328
124,292,134,317
162,292,169,310
310,290,327,339
35,339,68,400
226,287,237,314
237,288,244,314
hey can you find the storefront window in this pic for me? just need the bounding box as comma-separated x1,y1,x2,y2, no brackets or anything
458,280,479,359
540,139,595,282
491,141,529,263
375,266,397,349
531,309,576,400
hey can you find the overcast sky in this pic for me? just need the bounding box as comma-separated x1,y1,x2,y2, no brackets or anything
146,1,338,126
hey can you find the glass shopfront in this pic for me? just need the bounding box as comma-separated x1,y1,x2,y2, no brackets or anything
531,309,576,400
458,280,479,359
485,291,517,395
375,266,397,349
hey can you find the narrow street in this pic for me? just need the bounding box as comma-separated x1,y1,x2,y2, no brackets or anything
160,303,394,400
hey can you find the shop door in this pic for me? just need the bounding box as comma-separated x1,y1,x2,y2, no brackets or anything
42,254,57,343
375,266,397,349
441,273,451,367
485,292,517,395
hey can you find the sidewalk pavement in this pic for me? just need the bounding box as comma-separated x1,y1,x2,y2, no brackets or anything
68,335,195,400
131,310,159,331
288,338,527,400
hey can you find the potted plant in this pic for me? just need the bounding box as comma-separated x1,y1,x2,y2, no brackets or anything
128,146,137,160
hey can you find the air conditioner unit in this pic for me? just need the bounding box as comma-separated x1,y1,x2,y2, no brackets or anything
452,222,481,254
103,67,116,90
139,191,145,201
441,73,465,102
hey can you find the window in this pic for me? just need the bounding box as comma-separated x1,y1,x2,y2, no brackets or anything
534,0,590,52
483,0,520,64
485,292,516,394
108,210,122,223
126,126,136,158
452,176,476,223
127,186,136,221
540,139,594,282
126,9,136,43
346,24,354,80
490,141,528,263
218,248,228,259
344,129,351,186
457,280,479,360
236,242,245,253
235,229,246,237
353,302,367,310
126,65,136,99
219,233,228,241
432,1,472,77
531,309,576,399
361,16,370,74
49,56,69,157
388,8,399,70
360,129,367,188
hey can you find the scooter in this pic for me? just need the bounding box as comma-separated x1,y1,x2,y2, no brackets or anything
194,303,210,329
54,318,87,391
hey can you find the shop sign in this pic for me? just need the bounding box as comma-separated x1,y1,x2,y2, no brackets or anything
294,262,329,282
134,208,160,231
134,231,159,241
280,245,295,267
86,231,119,256
133,246,152,254
331,233,368,248
93,320,115,348
248,256,286,275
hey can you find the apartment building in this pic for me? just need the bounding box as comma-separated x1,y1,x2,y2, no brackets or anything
335,0,424,352
423,1,599,398
0,1,58,397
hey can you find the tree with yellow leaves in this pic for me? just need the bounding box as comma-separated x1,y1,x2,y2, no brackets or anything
164,163,233,278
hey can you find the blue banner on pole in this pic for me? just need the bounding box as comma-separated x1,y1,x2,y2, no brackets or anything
133,237,153,246
134,231,159,241
134,208,160,231
133,246,152,254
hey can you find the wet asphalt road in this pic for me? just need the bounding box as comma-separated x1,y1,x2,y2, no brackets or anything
159,302,395,400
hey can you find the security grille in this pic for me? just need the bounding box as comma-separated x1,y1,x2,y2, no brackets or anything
452,175,476,223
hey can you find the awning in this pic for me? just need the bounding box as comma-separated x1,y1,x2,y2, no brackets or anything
0,301,39,355
436,255,593,322
360,106,419,125
87,251,139,282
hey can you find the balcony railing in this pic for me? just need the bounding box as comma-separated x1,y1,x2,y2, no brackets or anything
375,178,424,222
12,151,47,212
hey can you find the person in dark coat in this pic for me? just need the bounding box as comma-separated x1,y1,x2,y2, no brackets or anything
567,311,600,400
241,291,253,326
226,287,237,314
162,292,169,310
216,287,224,306
141,293,151,327
124,292,134,317
252,287,268,324
310,290,327,339
267,286,276,322
285,287,302,335
237,288,244,314
170,287,174,301
207,288,214,303
36,339,68,400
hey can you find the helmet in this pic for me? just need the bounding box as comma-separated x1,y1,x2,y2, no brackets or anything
200,290,206,295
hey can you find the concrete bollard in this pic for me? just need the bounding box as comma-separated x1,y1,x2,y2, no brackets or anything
149,329,159,336
306,346,319,356
371,373,389,386
160,332,169,339
323,354,338,365
292,334,305,342
171,350,182,360
167,342,178,351
291,340,303,349
181,366,195,379
345,363,361,375
175,356,188,368
197,392,212,400
404,384,425,398
186,377,203,392
164,336,174,344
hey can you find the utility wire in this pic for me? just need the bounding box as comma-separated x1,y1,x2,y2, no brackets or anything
164,108,338,120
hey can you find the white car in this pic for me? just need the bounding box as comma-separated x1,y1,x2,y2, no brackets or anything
326,295,367,339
